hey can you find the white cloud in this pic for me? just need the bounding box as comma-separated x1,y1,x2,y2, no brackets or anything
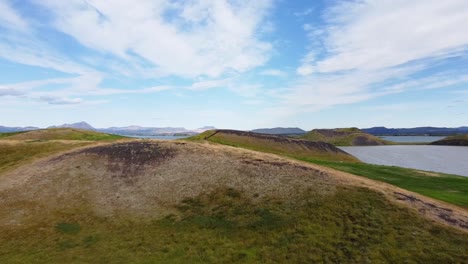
0,1,28,31
302,0,468,74
39,96,83,105
260,69,287,77
35,0,274,78
190,78,230,91
286,0,468,116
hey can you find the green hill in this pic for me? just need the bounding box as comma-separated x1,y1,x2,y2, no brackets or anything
0,140,467,262
301,128,390,146
0,128,125,141
188,129,359,162
431,135,468,146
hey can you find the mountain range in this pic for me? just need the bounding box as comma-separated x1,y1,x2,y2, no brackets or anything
0,122,216,136
2,122,468,136
362,126,468,136
250,127,306,135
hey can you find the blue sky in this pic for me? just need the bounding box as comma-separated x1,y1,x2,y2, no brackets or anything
0,0,467,130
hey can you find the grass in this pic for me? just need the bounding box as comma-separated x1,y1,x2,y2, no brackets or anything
0,128,126,141
0,187,467,263
186,130,359,163
188,132,468,207
0,131,27,138
301,159,468,207
300,128,390,146
0,141,91,175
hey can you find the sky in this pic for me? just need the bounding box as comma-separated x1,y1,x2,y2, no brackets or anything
0,0,468,130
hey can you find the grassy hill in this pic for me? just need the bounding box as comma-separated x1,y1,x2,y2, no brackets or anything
188,130,468,208
431,135,468,146
300,127,390,146
0,128,126,176
188,129,359,162
0,128,125,141
0,140,467,262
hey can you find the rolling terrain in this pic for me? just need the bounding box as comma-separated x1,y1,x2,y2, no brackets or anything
0,129,467,262
300,128,390,146
431,135,468,146
0,128,125,141
251,127,306,135
188,129,359,162
189,129,468,208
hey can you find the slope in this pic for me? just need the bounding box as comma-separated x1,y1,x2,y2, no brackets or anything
431,135,468,146
0,128,125,141
188,129,359,162
301,128,390,146
0,140,467,263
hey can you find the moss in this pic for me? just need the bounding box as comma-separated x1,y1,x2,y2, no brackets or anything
1,187,467,263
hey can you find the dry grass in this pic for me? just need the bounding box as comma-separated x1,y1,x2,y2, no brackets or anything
0,139,467,262
0,128,125,141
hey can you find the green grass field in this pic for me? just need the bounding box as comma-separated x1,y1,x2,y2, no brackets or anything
305,159,468,208
1,187,467,263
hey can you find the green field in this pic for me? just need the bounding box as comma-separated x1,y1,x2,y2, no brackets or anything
1,187,467,263
305,159,468,208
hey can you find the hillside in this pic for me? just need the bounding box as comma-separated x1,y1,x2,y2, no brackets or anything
0,128,125,141
188,129,359,162
363,126,468,136
0,125,39,133
0,140,467,262
251,127,306,135
301,128,390,146
431,135,468,146
48,121,96,130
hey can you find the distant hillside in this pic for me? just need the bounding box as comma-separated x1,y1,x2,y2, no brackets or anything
0,128,125,141
188,129,359,162
0,125,39,133
301,128,389,146
99,126,215,136
431,135,468,146
49,121,96,131
251,127,306,135
363,126,468,136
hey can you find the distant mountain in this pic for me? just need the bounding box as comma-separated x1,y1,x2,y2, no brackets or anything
98,126,217,136
49,121,96,131
251,127,306,135
362,126,468,136
0,126,39,133
192,126,217,133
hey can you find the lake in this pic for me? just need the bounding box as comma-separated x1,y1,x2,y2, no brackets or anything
339,145,468,177
379,136,446,143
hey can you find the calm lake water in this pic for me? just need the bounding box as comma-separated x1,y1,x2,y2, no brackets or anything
379,136,446,143
339,145,468,177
